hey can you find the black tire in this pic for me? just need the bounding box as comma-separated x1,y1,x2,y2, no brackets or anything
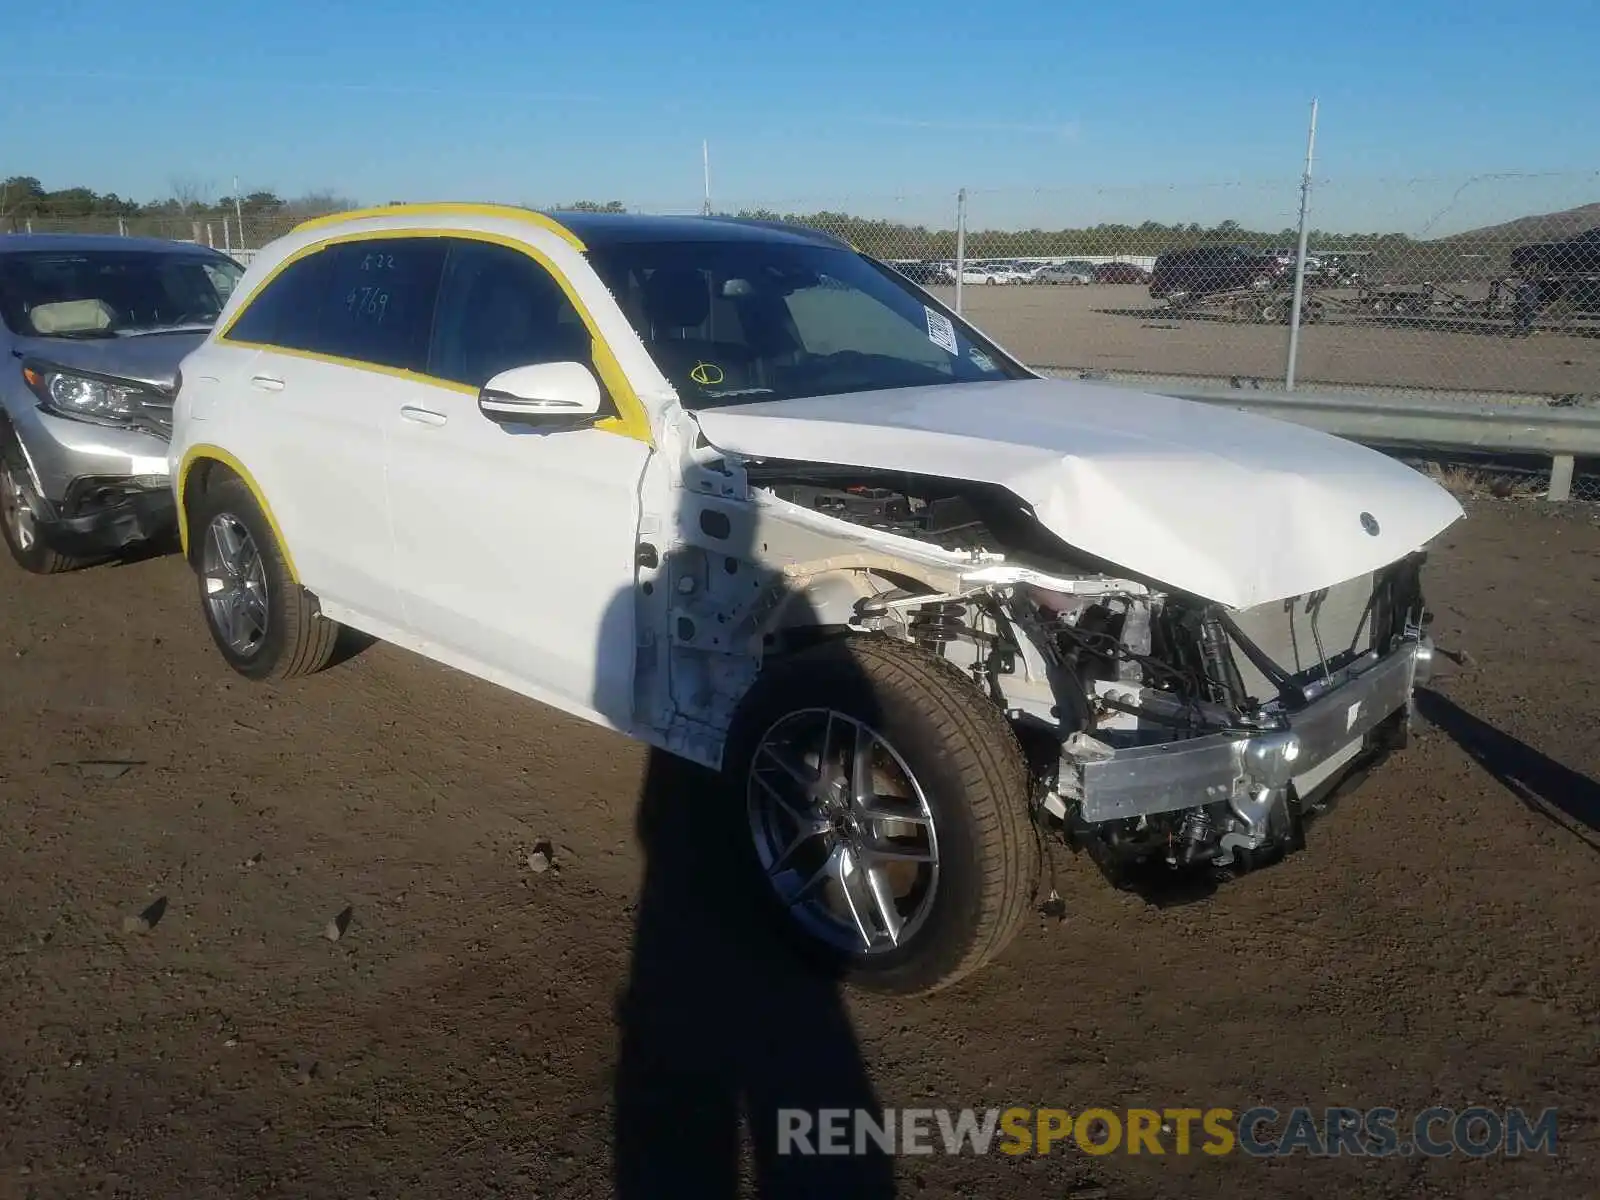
0,429,90,575
725,635,1039,995
187,473,339,680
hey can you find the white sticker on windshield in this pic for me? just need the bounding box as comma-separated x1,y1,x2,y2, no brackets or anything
924,306,959,355
968,348,996,372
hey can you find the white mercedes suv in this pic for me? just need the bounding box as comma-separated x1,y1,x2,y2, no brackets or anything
170,204,1461,994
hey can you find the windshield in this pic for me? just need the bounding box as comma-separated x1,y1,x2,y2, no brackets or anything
586,239,1027,409
0,250,244,338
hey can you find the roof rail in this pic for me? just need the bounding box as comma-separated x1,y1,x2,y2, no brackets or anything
291,203,585,251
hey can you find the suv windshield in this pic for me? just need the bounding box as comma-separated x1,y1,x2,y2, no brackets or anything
586,239,1026,409
0,250,244,338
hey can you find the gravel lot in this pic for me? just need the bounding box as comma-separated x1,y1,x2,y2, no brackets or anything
931,284,1600,396
3,501,1599,1199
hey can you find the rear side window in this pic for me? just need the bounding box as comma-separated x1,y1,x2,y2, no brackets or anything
317,239,447,373
224,237,446,373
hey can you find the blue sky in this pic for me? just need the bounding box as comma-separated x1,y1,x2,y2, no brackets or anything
5,0,1597,232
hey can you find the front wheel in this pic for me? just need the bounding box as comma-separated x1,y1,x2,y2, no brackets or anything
188,474,339,680
0,430,89,574
726,636,1039,995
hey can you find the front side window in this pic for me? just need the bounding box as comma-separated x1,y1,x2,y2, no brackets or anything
0,251,244,338
429,239,595,387
586,239,1024,409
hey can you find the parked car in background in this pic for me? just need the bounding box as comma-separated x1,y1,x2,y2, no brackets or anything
1149,245,1285,301
888,260,954,286
169,203,1458,995
1091,261,1152,285
1034,260,1095,285
0,235,243,573
1309,252,1369,287
1268,248,1338,283
960,261,1035,285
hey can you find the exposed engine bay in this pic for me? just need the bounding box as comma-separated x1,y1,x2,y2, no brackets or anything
739,462,1432,875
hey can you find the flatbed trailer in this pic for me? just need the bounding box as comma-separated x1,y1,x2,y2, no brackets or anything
1161,283,1335,325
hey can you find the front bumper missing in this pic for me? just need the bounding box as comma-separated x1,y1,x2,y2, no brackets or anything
38,481,176,556
1066,639,1426,824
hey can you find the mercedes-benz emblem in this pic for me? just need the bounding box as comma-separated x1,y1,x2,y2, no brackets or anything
1360,511,1380,536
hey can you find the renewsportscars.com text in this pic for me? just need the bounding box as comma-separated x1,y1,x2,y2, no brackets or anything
777,1106,1559,1158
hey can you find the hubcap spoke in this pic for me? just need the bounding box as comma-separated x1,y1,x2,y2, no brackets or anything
215,586,240,645
835,846,879,948
860,857,904,948
767,816,832,877
849,723,876,806
751,765,816,828
213,519,245,576
857,833,936,865
758,742,818,791
854,797,933,826
785,842,845,907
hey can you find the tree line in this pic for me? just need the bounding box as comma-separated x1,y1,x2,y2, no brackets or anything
4,176,1514,279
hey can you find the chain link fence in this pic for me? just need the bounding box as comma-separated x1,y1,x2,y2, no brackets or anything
1,206,313,260
7,171,1598,498
746,174,1600,407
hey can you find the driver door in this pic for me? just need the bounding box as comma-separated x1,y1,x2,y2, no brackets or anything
384,237,651,728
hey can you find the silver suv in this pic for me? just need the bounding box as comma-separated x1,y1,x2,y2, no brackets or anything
0,235,242,573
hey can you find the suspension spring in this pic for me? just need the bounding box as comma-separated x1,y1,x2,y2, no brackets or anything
909,601,969,650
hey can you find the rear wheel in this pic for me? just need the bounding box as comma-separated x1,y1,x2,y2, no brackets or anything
0,430,88,575
727,636,1039,995
188,474,339,680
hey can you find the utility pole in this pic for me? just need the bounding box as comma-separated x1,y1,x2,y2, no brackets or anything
1285,99,1319,391
701,141,712,215
954,188,968,315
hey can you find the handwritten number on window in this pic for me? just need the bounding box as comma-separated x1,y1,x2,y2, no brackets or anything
345,286,391,323
360,252,397,271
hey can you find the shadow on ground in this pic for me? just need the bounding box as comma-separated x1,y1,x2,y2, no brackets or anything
612,751,897,1199
1417,686,1600,850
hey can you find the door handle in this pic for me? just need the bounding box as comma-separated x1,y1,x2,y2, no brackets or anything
399,405,448,427
250,373,285,392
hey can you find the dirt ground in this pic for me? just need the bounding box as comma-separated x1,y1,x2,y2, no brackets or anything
926,284,1600,397
3,500,1599,1199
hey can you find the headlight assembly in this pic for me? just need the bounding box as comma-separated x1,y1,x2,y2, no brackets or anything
21,362,163,431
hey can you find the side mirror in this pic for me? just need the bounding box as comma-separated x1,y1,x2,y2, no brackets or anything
478,362,603,427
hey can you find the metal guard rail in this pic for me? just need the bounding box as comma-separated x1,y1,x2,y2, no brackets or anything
1164,387,1600,502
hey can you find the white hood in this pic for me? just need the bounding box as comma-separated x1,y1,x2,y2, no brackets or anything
694,378,1464,610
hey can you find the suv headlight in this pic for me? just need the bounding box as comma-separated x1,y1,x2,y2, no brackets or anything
21,362,166,432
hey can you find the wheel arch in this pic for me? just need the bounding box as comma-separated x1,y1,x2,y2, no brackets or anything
177,445,300,583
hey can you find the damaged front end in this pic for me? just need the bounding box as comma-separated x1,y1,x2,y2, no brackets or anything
1016,561,1432,872
736,460,1436,875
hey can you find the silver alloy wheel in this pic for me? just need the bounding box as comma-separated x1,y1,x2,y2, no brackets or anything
201,513,269,656
1,456,39,551
747,708,940,956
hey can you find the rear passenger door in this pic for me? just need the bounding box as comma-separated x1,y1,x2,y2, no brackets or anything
385,236,650,728
218,237,445,623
